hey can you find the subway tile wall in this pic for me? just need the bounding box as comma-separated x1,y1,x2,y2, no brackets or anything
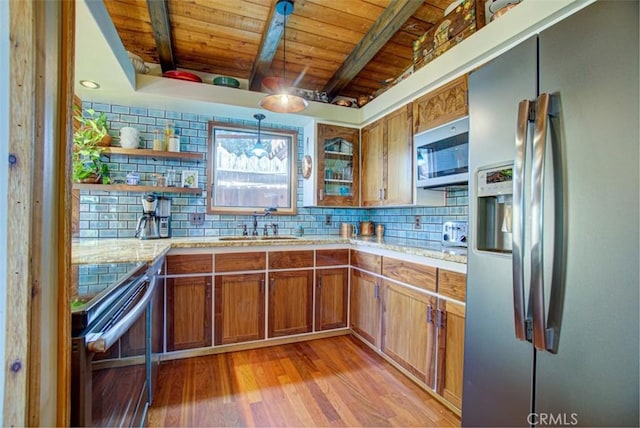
77,102,467,245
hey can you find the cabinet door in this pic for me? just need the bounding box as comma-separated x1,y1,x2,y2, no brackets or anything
384,105,413,205
315,268,348,331
268,270,313,337
350,268,381,346
413,75,468,135
437,299,466,409
382,281,437,386
166,276,212,351
316,124,360,206
214,273,265,345
361,120,385,207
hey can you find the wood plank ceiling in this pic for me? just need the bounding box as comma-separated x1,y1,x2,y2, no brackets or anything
104,0,454,101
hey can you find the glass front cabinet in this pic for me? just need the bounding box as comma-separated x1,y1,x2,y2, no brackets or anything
303,122,360,207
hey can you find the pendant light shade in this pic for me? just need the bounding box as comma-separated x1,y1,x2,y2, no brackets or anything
260,0,308,113
251,113,268,158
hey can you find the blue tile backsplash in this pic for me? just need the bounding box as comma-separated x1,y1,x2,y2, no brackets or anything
77,102,467,244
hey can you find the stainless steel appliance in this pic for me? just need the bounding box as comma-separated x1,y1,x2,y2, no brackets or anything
71,259,163,427
135,194,160,240
155,196,172,238
463,2,639,427
441,220,467,247
414,115,469,188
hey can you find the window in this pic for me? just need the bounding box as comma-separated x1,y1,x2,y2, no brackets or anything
207,121,297,215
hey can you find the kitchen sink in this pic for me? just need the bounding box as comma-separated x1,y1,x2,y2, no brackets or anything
218,235,300,241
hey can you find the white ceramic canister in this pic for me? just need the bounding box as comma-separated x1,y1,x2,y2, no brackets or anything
120,127,139,149
168,135,180,152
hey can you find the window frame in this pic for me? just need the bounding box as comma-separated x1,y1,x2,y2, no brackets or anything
206,120,298,215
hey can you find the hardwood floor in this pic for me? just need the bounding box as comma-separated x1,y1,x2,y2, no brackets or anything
148,335,460,427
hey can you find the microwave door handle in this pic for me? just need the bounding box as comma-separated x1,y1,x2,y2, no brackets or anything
512,99,529,342
87,275,155,353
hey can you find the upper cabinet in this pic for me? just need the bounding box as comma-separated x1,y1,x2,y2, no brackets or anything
413,75,468,135
303,123,360,207
361,104,413,207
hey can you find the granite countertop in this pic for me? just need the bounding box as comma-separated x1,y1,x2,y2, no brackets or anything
72,235,467,265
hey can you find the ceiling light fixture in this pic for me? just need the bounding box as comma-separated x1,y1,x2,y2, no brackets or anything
79,80,101,89
251,113,268,158
260,0,308,114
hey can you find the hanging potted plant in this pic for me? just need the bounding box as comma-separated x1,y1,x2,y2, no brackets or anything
72,107,111,183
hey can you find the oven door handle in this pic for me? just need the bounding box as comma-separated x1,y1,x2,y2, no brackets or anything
87,275,156,353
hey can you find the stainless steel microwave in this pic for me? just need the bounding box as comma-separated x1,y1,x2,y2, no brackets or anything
414,116,469,188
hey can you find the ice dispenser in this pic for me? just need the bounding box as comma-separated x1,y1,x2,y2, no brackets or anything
476,164,514,253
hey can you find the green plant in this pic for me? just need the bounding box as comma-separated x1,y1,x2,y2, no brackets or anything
72,107,110,183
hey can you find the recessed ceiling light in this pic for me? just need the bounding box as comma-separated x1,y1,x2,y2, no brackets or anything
79,80,100,89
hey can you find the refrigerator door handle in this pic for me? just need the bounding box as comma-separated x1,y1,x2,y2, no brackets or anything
531,92,560,353
512,99,529,341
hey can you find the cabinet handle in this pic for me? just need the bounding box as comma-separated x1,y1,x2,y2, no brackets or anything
260,278,265,294
378,188,383,200
427,304,433,324
383,188,387,200
319,189,324,201
436,309,446,328
317,277,322,290
269,278,275,294
374,283,380,299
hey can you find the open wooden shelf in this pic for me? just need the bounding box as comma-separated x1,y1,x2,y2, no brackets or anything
104,147,204,161
73,183,201,194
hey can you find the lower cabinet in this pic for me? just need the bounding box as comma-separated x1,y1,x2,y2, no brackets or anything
382,281,437,385
166,276,212,352
350,268,381,347
214,273,265,345
436,298,466,409
315,267,348,331
268,270,313,337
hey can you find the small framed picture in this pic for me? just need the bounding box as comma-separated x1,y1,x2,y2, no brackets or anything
181,170,198,188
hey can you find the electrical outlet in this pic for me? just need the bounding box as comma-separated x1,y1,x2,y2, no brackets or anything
414,216,421,229
325,214,332,225
190,213,204,226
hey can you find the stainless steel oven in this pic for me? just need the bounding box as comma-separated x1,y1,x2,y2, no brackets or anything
71,259,162,427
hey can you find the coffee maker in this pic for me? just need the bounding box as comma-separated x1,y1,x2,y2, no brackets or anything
135,194,160,240
156,196,172,238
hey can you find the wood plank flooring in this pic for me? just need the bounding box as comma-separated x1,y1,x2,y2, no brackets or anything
148,335,460,427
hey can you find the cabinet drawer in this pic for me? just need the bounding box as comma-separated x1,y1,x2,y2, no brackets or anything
438,270,466,301
316,249,349,266
382,257,437,292
165,254,212,275
269,250,314,269
215,252,266,272
350,250,381,274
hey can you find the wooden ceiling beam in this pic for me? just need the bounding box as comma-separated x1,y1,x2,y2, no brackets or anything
248,1,288,91
322,0,425,100
147,0,176,73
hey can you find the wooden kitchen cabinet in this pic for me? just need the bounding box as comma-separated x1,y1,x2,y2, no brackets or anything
214,251,267,345
166,276,212,351
214,273,265,345
382,281,437,386
350,268,381,347
361,104,413,206
413,75,468,135
303,123,360,207
268,269,314,337
436,298,466,409
315,268,348,331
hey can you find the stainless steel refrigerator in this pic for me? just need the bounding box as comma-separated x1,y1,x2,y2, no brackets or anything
463,1,639,426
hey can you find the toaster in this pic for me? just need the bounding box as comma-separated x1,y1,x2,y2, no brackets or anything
442,221,468,247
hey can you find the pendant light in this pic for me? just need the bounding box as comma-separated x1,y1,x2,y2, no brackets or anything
251,113,268,158
260,0,309,113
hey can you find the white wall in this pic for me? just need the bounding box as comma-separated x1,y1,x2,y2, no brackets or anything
0,0,10,421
